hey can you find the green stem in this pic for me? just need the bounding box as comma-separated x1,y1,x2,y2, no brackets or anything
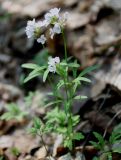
62,28,67,62
68,88,74,150
62,77,69,115
62,28,74,150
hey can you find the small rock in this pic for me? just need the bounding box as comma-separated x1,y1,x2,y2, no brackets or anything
75,152,86,160
53,134,63,156
0,83,22,102
34,146,47,159
24,155,35,160
58,153,72,160
0,136,14,148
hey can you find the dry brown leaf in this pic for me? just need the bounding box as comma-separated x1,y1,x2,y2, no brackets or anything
67,12,90,30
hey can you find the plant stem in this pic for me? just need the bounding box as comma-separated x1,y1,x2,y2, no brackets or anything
38,132,52,160
62,29,74,150
62,28,67,62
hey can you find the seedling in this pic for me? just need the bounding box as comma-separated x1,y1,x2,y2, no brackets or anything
90,123,121,159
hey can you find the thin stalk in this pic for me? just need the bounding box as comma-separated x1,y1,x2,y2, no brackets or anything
68,87,74,150
61,29,69,113
62,29,74,150
62,28,67,62
62,76,69,115
38,132,52,160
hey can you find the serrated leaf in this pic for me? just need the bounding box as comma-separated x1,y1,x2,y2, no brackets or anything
64,139,73,150
90,141,100,149
33,117,41,129
73,132,84,140
93,132,105,148
22,63,39,69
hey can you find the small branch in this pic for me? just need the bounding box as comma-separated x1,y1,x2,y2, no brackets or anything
103,107,121,138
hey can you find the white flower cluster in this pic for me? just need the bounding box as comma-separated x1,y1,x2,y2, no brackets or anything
44,8,68,39
25,8,68,44
48,57,60,73
25,19,46,44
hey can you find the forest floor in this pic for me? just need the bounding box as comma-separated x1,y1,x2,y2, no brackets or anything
0,0,121,159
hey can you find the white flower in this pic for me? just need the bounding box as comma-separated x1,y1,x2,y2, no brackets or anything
25,19,36,38
25,19,47,44
50,23,61,39
48,65,56,73
53,23,61,34
54,57,60,63
44,8,60,26
50,8,60,17
44,13,52,26
35,20,45,28
48,57,60,73
37,34,46,44
59,12,69,26
63,12,69,21
44,8,68,39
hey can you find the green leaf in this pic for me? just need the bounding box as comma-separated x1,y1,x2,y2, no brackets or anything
28,127,37,135
67,56,73,62
0,156,4,160
73,77,91,83
109,123,121,144
29,66,46,76
43,69,49,82
64,138,73,150
60,62,67,66
92,132,105,149
113,146,121,153
73,81,80,93
90,141,100,149
57,80,65,90
79,65,100,77
22,63,39,69
92,156,99,160
24,72,41,83
33,117,41,129
73,132,84,140
10,147,20,156
74,95,87,100
33,48,49,66
68,63,80,68
0,103,27,121
44,100,62,108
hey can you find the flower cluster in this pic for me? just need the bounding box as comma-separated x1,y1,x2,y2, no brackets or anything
44,8,68,39
48,57,60,73
25,19,46,44
25,8,68,44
